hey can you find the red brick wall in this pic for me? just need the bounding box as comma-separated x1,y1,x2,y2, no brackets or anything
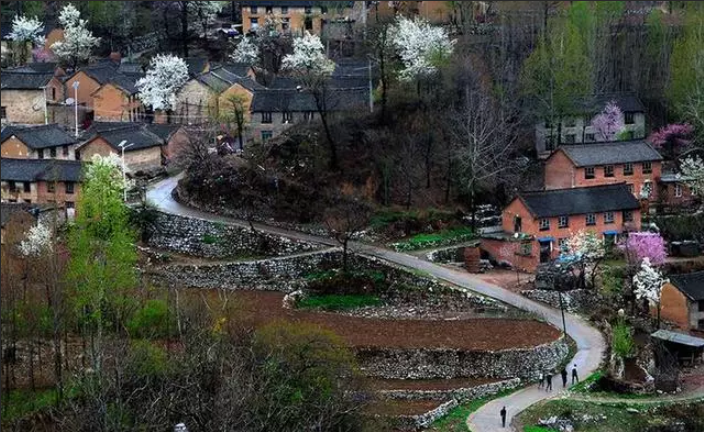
545,151,575,189
36,181,80,205
660,283,691,329
659,182,694,208
480,238,539,272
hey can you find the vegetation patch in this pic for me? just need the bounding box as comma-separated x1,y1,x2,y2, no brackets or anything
2,389,59,424
305,269,389,296
427,387,519,432
297,294,384,311
389,227,475,252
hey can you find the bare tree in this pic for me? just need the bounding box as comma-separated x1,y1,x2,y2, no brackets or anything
324,193,373,273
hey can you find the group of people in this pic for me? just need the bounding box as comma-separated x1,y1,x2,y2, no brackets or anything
498,365,580,428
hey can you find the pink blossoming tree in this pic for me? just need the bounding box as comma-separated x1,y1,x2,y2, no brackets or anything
647,123,693,159
591,101,625,142
619,232,667,266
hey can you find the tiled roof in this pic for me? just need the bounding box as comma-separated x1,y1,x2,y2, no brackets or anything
81,122,178,152
1,124,76,149
0,158,83,183
556,140,663,167
251,87,368,112
517,183,640,218
1,71,54,89
217,63,253,78
185,57,209,77
669,271,704,301
268,76,369,89
587,93,646,113
6,62,60,74
651,329,704,348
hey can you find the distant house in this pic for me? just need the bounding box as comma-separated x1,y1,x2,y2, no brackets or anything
1,158,82,207
658,172,696,211
185,57,211,77
661,272,704,331
535,93,647,157
77,122,188,172
544,140,663,201
1,124,78,160
250,87,369,141
481,183,641,271
241,1,355,35
91,73,144,122
1,70,64,124
64,62,142,112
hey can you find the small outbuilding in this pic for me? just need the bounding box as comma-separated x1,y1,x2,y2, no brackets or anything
651,329,704,366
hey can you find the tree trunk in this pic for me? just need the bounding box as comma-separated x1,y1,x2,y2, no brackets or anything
342,239,349,273
318,110,338,170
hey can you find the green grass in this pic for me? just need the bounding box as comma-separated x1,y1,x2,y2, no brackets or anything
524,427,553,432
201,233,221,245
406,227,474,245
569,370,604,393
297,294,383,311
1,389,59,424
427,388,519,432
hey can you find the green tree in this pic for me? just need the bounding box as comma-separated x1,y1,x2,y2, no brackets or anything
66,154,138,374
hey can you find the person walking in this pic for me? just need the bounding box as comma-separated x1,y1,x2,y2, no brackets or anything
538,371,544,389
500,406,507,428
572,364,579,384
561,368,568,388
546,373,553,391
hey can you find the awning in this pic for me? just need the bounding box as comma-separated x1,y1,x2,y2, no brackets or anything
537,237,554,243
652,329,704,348
603,230,619,235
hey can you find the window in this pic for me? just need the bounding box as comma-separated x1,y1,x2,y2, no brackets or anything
65,182,74,194
675,183,683,198
66,201,75,209
585,166,595,180
0,106,6,119
558,215,569,229
623,162,633,176
604,211,615,224
624,111,634,124
38,149,44,159
50,147,57,158
281,6,289,14
304,16,313,30
261,112,272,123
47,182,56,193
23,199,31,204
265,6,272,13
623,210,633,222
51,87,56,100
627,184,634,194
558,238,569,252
545,135,556,152
261,130,273,141
539,218,550,231
303,111,314,121
282,17,290,30
586,213,596,226
250,17,259,29
565,134,576,144
282,112,293,123
518,242,532,256
250,6,258,14
699,319,704,330
75,150,81,161
642,161,652,174
8,199,17,203
8,181,17,193
305,6,312,14
63,145,69,157
604,165,614,177
23,182,30,193
586,133,595,142
513,215,522,233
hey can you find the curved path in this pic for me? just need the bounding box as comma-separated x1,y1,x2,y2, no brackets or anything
147,175,606,432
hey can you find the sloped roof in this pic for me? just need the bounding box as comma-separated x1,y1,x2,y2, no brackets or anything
517,183,640,218
218,62,253,78
1,71,54,89
7,62,61,74
186,57,209,77
268,76,369,89
251,87,368,112
81,122,178,152
588,93,646,113
1,124,76,149
669,271,704,301
652,329,704,348
1,203,36,227
556,140,663,167
78,64,120,85
0,158,83,182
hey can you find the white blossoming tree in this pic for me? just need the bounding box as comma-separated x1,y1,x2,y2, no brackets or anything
632,257,667,327
51,4,100,69
231,36,259,64
7,15,45,65
137,54,189,113
19,223,53,257
563,230,607,288
390,16,455,94
680,156,704,200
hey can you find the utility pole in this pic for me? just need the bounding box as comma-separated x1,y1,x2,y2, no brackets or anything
72,81,80,137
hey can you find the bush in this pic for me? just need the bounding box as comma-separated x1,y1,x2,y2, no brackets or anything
612,321,635,359
306,269,388,296
389,227,475,252
127,299,171,338
202,233,221,245
653,213,704,242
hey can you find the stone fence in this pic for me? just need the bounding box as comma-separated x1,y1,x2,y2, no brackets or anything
146,211,321,259
521,289,597,313
375,377,521,402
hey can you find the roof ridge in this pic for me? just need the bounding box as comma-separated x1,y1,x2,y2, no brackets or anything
521,183,628,195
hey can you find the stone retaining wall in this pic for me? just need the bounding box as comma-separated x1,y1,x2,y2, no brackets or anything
358,337,569,380
521,289,597,313
376,378,521,402
425,245,466,263
146,211,320,258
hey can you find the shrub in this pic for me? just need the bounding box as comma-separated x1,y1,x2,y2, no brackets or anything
127,299,170,338
306,269,388,296
612,321,635,359
653,213,704,242
389,227,475,251
202,233,221,245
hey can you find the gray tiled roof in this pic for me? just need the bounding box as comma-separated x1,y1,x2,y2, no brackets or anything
251,87,368,112
518,183,640,218
588,93,646,113
651,329,704,348
1,124,76,149
0,158,83,182
669,271,704,301
186,57,209,77
218,63,253,78
557,140,663,167
268,76,369,90
82,122,178,152
1,71,54,89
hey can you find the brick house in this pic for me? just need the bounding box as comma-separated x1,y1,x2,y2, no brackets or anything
1,158,82,208
64,61,143,112
535,93,647,157
658,173,696,211
481,184,641,271
250,87,369,141
1,124,78,160
1,70,64,124
241,1,355,35
660,272,704,330
76,122,188,172
544,139,663,201
91,74,144,122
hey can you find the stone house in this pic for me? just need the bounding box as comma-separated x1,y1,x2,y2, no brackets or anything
76,122,188,172
174,66,263,125
660,272,704,330
481,183,641,271
1,70,64,124
1,158,82,208
535,93,647,157
250,87,369,141
1,123,78,160
544,140,664,201
241,1,355,35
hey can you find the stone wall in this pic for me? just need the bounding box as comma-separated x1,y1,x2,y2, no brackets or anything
521,289,597,313
375,378,521,402
357,337,569,380
425,245,466,263
146,211,321,259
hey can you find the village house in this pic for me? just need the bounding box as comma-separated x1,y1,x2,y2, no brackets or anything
241,1,355,35
1,158,82,208
64,60,142,114
250,87,369,141
660,272,704,331
535,93,647,157
481,183,641,271
544,139,664,202
1,123,78,160
91,73,144,122
76,122,189,172
1,70,64,124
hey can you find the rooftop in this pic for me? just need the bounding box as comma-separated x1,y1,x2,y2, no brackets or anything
0,158,83,183
517,183,640,218
651,329,704,348
251,87,369,112
556,140,663,167
1,71,55,90
1,124,77,149
669,271,704,301
81,122,180,152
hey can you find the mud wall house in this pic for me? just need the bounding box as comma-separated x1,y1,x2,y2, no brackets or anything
535,93,647,157
661,272,704,331
544,140,664,202
241,1,355,35
1,123,78,160
0,158,82,208
480,184,641,271
1,70,64,124
1,203,38,246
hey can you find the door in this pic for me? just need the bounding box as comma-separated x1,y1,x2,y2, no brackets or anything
539,241,552,263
